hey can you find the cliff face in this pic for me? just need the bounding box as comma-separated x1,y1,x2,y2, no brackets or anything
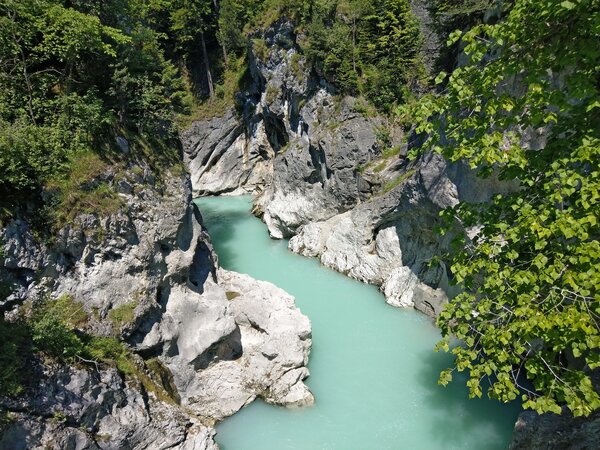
510,408,600,450
0,161,312,449
181,20,515,318
181,21,384,238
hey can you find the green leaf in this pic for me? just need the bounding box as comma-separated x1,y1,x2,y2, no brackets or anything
435,71,447,85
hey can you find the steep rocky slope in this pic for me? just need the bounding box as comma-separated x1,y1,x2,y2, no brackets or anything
182,21,385,237
181,20,516,317
0,160,312,449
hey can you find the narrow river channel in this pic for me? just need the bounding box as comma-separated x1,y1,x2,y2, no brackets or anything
195,196,520,450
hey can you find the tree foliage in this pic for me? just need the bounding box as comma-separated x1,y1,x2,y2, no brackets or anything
300,0,425,111
406,0,600,416
214,0,426,111
0,0,191,216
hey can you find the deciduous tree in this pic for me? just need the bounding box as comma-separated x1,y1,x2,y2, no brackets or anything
407,0,600,416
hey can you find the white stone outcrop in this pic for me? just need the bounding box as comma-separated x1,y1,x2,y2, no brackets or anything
165,270,313,420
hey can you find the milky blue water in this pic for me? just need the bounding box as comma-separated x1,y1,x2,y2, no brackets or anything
195,196,520,450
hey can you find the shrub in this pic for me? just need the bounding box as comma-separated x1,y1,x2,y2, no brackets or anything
0,319,30,396
31,317,84,361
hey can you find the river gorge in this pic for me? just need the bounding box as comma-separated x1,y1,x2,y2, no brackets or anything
2,1,597,447
197,196,521,450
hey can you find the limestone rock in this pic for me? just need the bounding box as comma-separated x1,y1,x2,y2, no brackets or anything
0,366,218,450
510,409,600,450
166,270,313,420
289,152,515,317
181,23,385,239
1,162,314,447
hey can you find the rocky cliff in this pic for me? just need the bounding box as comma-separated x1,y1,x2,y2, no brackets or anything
0,160,312,449
181,20,516,318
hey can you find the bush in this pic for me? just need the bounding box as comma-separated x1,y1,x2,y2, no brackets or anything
109,302,138,328
0,0,189,218
30,295,88,360
31,316,84,361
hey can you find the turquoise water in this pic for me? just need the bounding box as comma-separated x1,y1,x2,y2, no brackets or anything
195,196,520,450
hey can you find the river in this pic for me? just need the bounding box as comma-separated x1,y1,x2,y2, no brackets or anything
195,196,520,450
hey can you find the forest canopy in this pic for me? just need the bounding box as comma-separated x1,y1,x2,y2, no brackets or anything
0,0,195,217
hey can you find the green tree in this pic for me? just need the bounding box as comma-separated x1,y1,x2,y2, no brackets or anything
359,0,423,110
0,0,126,206
217,0,263,57
170,0,217,97
0,0,191,217
407,0,600,416
301,0,423,110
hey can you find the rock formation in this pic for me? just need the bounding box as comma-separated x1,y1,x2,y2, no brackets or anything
0,162,312,449
510,408,600,450
181,21,515,317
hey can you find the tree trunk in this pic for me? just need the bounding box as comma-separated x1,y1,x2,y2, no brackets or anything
221,38,229,67
200,32,215,97
212,0,228,66
352,18,357,73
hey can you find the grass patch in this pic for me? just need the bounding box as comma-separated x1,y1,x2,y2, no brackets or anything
382,146,402,159
127,133,182,178
51,183,123,229
45,151,124,229
146,358,181,404
252,38,269,61
374,125,392,150
245,2,283,32
177,56,249,127
226,291,241,301
278,141,292,154
82,335,136,374
374,161,388,173
40,295,89,328
289,53,304,81
382,169,417,193
108,301,138,328
356,163,368,174
352,97,379,117
265,83,279,104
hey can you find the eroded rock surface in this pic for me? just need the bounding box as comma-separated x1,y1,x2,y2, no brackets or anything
289,152,516,316
0,366,217,450
0,165,312,449
510,409,600,450
167,270,313,420
181,22,388,239
179,21,517,317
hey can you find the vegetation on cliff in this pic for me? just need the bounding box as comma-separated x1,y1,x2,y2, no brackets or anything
0,295,174,402
0,0,192,222
0,0,428,223
408,0,600,416
217,0,425,111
